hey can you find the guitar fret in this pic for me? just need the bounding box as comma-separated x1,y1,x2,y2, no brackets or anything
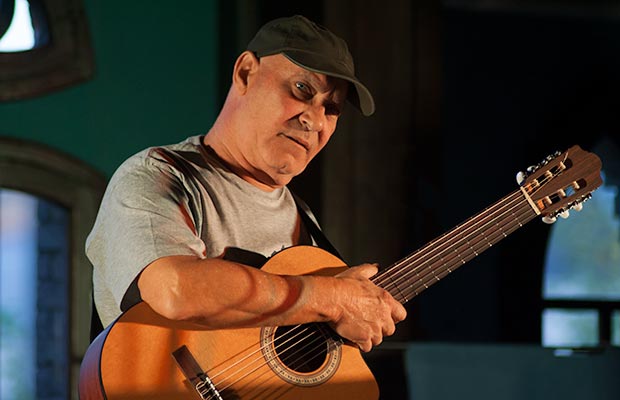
385,275,409,303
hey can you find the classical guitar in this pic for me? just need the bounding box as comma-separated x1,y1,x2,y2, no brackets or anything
79,145,602,400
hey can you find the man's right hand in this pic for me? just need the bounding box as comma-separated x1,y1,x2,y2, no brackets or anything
324,264,407,352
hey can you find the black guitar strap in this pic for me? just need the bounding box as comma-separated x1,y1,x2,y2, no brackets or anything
291,192,343,261
90,293,104,341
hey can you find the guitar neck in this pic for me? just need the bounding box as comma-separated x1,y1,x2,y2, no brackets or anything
373,189,538,304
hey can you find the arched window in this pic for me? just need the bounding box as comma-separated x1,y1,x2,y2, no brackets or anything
0,137,106,399
542,137,620,348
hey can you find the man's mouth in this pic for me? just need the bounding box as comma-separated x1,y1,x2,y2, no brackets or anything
283,134,310,151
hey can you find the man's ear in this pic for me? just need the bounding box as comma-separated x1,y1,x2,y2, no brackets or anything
232,51,260,94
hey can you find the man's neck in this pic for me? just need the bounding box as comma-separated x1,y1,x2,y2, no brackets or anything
202,133,284,192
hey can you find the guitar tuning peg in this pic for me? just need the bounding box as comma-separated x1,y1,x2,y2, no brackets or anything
542,215,557,224
559,210,570,219
573,203,583,211
516,171,526,185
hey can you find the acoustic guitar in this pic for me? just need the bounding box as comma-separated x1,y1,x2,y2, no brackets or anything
79,145,602,400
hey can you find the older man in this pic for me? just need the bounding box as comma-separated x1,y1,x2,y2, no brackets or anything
86,15,406,356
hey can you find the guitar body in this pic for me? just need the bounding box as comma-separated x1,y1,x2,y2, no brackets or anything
79,246,379,400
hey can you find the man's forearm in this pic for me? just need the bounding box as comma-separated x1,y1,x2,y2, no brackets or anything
138,255,337,328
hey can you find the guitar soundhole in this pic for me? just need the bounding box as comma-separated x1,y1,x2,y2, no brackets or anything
261,323,342,386
273,324,328,373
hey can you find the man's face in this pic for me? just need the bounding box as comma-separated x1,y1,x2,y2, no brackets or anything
236,54,348,188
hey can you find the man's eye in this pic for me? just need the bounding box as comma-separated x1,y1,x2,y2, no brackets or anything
295,82,308,92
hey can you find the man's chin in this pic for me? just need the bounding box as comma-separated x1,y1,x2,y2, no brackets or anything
272,170,297,186
275,156,308,174
270,165,305,186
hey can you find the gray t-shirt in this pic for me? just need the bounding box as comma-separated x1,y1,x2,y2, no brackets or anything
86,135,312,327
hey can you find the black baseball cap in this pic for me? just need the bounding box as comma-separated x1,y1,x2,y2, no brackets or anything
247,15,375,116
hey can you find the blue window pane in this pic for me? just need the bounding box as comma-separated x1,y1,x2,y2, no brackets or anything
542,309,599,348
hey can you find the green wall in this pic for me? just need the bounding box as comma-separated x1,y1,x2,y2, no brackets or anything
0,0,220,178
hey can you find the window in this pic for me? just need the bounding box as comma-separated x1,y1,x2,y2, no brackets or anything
1,189,70,399
542,137,620,348
542,309,599,348
0,137,106,399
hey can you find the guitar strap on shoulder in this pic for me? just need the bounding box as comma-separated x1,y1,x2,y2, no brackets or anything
90,292,104,342
291,191,344,261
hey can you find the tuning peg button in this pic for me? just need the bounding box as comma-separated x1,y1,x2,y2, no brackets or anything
559,210,570,219
516,171,526,185
542,215,557,224
573,203,583,211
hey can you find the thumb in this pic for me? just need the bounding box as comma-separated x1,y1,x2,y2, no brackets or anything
354,263,379,279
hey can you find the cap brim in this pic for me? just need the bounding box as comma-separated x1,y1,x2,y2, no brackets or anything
280,51,376,116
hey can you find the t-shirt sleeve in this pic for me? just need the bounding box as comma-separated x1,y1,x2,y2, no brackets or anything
85,151,206,312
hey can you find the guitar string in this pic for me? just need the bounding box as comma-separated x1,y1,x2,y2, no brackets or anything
204,332,324,399
205,324,314,383
211,327,333,397
374,167,562,300
228,331,336,399
238,333,344,400
204,170,563,397
204,322,336,394
238,338,339,400
214,327,323,390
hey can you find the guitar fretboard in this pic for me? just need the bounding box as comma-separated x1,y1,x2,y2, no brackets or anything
373,189,538,304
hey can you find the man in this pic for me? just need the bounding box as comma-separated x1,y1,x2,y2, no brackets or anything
86,15,406,354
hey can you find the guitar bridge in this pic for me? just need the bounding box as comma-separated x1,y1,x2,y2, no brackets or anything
173,345,224,399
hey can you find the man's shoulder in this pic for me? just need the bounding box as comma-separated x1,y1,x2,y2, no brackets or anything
116,135,204,170
103,135,205,189
143,135,203,159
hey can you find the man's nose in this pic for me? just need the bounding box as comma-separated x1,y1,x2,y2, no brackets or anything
299,106,325,132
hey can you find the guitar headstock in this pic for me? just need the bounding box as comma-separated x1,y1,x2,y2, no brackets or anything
517,145,603,224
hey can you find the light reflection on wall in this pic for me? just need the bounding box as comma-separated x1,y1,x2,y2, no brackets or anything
0,189,37,399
